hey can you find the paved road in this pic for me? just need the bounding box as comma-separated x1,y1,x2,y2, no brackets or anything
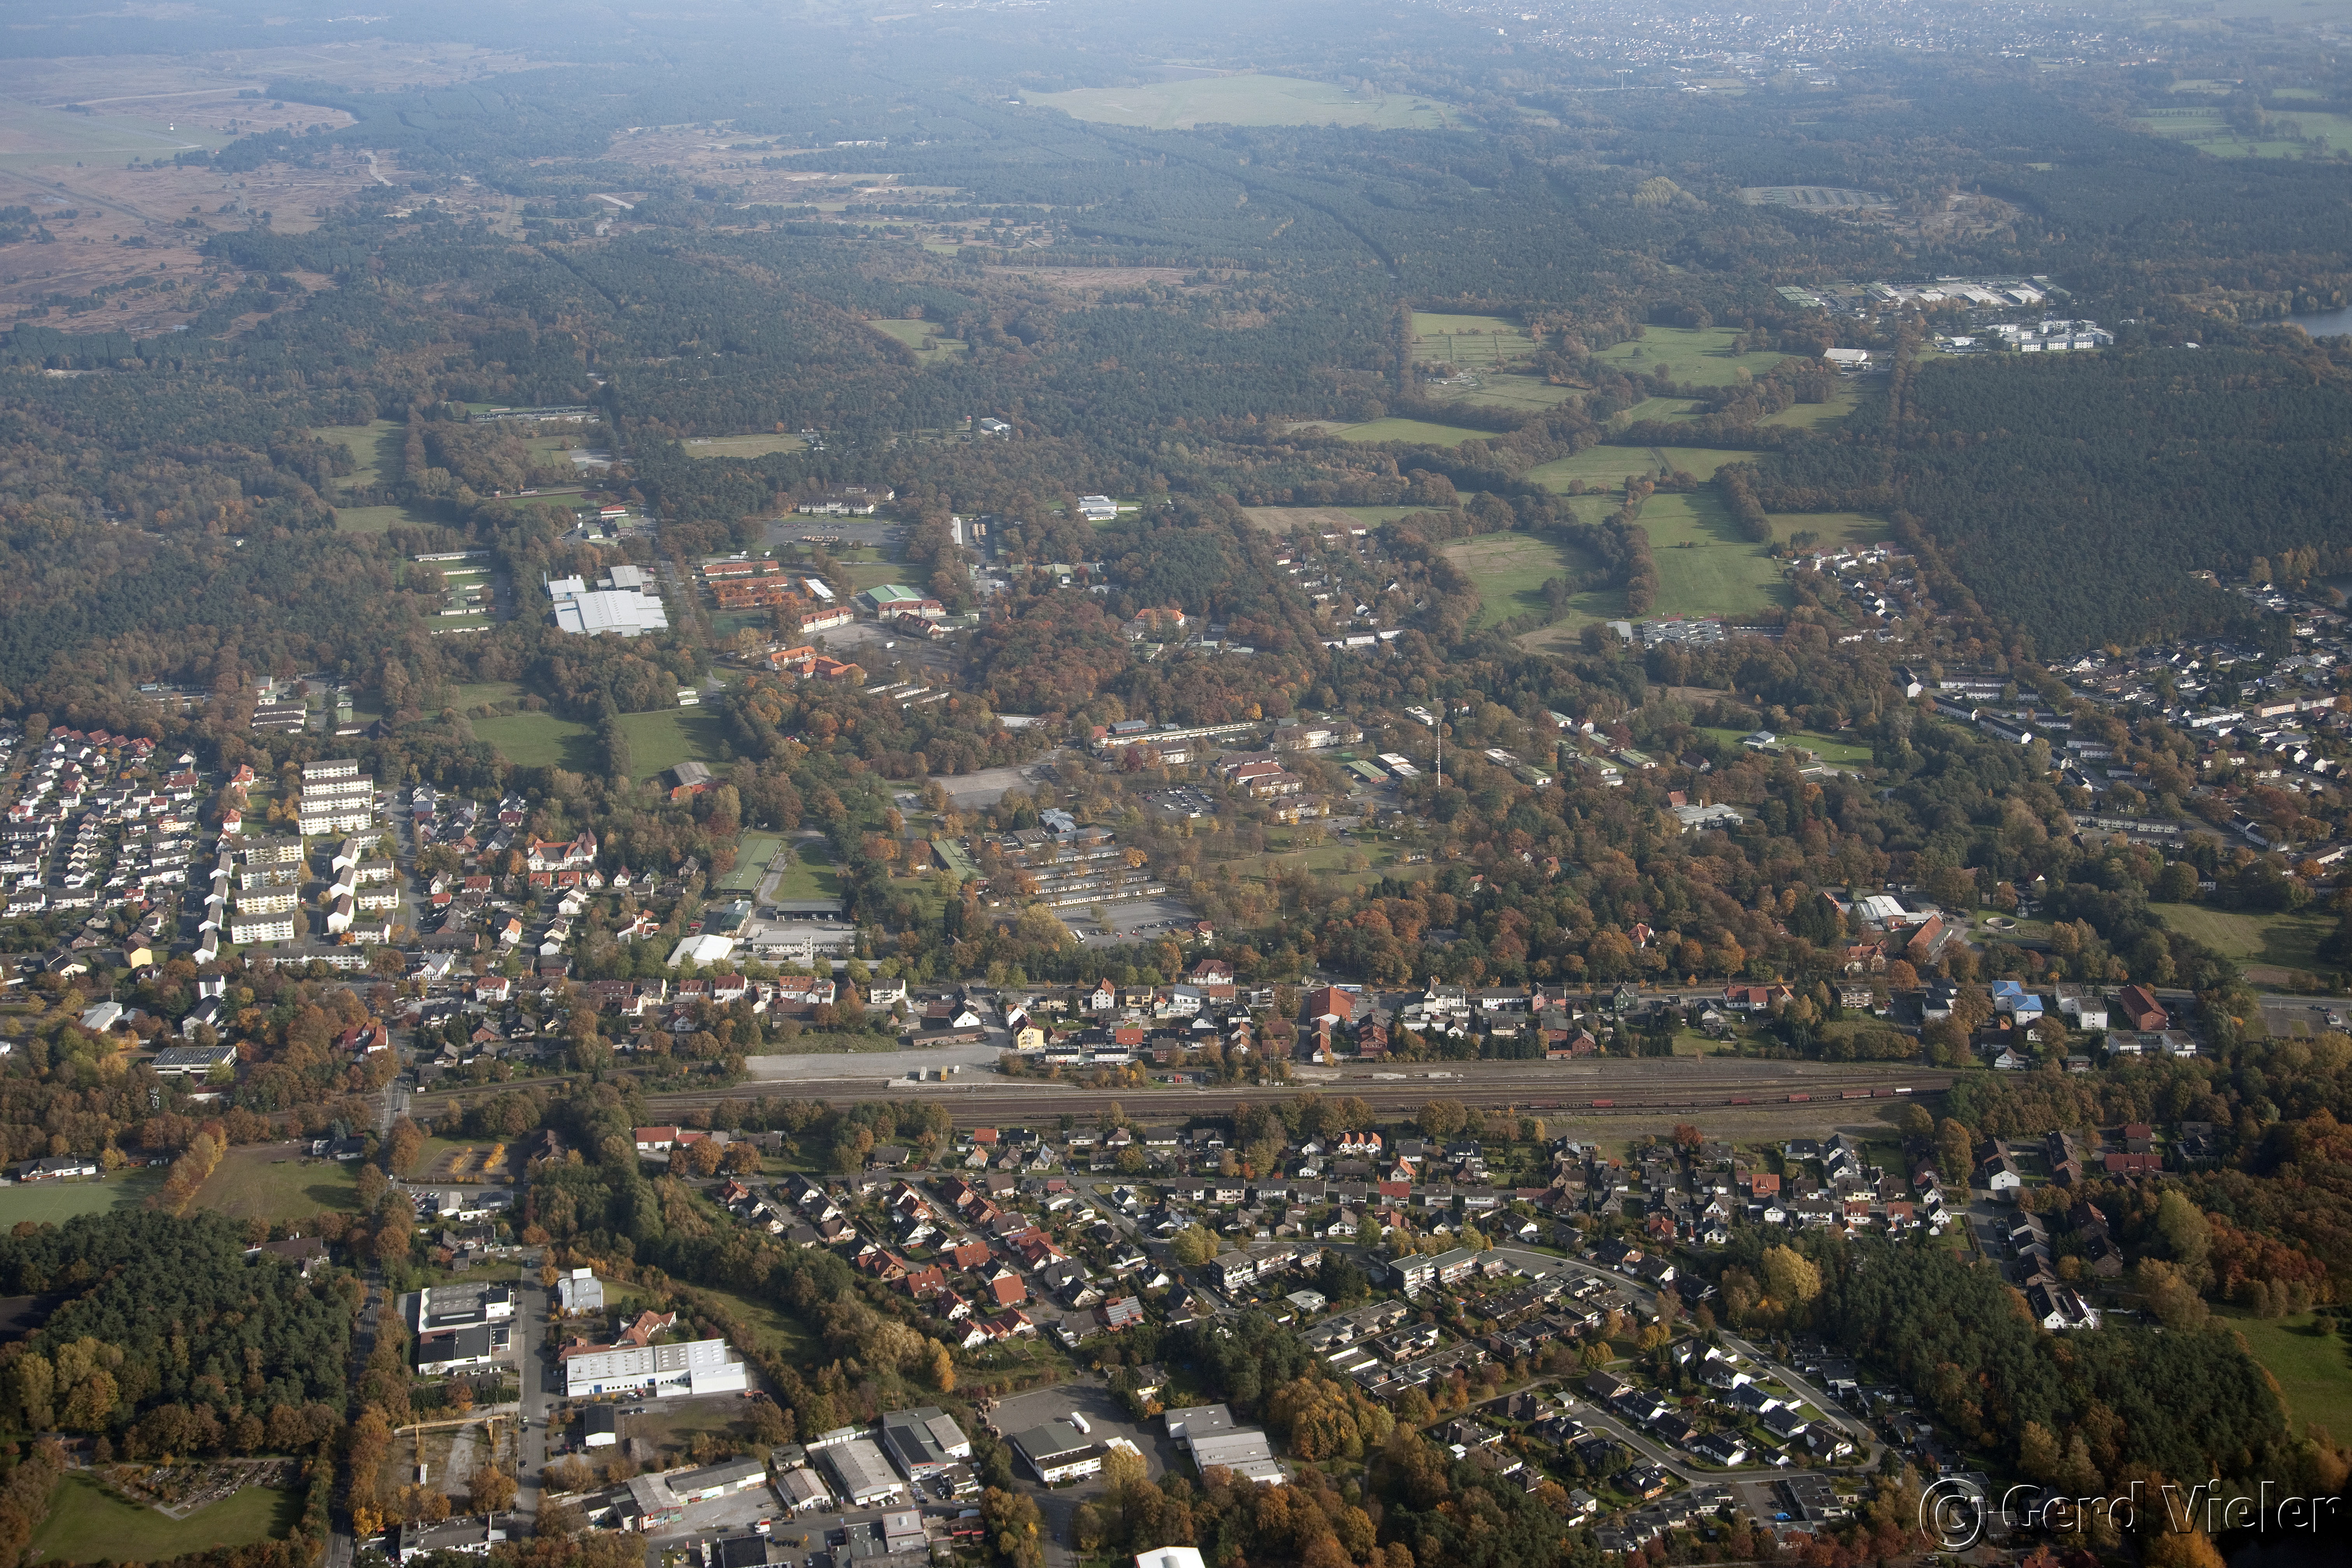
513,1266,552,1520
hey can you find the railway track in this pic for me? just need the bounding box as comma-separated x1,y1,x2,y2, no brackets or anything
411,1066,1951,1124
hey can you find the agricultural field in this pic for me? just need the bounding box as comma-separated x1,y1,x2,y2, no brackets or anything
720,832,784,892
2214,1309,2352,1441
865,318,970,364
1411,312,1537,363
683,432,811,458
0,1169,160,1226
1439,534,1600,628
2152,903,2331,980
1589,326,1802,387
1030,74,1455,131
193,1144,361,1223
2134,105,2352,157
30,1474,298,1564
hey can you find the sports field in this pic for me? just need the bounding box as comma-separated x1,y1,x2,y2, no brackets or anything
1700,726,1874,766
2152,902,2330,977
772,840,842,902
1031,74,1454,131
684,433,811,458
1439,534,1600,628
193,1144,361,1223
0,1170,159,1226
30,1474,296,1563
721,831,783,892
473,711,597,771
865,318,969,364
614,709,730,781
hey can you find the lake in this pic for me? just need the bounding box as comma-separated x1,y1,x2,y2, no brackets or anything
2286,306,2352,337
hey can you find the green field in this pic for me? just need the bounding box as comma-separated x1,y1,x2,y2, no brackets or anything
1525,444,1755,493
473,710,598,772
452,679,527,711
2152,902,2331,978
613,709,730,780
1439,534,1599,628
1031,74,1455,131
1638,492,1790,618
683,432,812,458
2134,106,2352,158
194,1145,361,1223
772,839,842,902
1772,512,1894,550
1590,326,1803,388
30,1474,296,1563
2217,1309,2352,1442
333,502,443,535
1323,417,1499,447
721,832,784,892
865,318,970,365
0,1169,159,1226
0,99,234,172
1412,312,1537,363
311,420,403,492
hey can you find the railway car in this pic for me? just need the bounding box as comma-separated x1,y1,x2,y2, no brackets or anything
1788,1093,1811,1102
1872,1087,1895,1099
1728,1097,1751,1106
1590,1099,1615,1108
1842,1089,1869,1100
1895,1086,1913,1094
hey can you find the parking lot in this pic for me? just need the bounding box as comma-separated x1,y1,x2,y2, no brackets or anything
1069,896,1197,940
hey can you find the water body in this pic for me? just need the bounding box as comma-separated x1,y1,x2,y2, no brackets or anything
2286,306,2352,337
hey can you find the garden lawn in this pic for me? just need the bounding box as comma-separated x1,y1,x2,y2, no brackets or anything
2215,1309,2352,1441
2151,903,2330,977
193,1145,362,1223
30,1475,296,1563
310,420,402,492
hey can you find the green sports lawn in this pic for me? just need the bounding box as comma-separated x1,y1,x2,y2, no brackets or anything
720,832,783,892
772,840,842,901
611,708,729,781
472,710,597,772
1700,726,1875,766
1636,491,1792,620
0,1169,160,1226
30,1475,297,1563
